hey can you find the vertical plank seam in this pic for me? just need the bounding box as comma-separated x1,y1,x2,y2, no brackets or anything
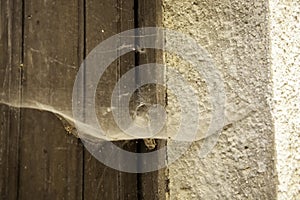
4,0,12,197
133,0,144,199
82,0,87,199
117,0,121,198
117,0,122,198
16,0,25,198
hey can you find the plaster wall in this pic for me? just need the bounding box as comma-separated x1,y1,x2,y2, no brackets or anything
163,0,278,199
270,0,300,199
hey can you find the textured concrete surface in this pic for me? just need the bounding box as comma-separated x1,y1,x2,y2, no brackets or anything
270,0,300,199
163,0,278,199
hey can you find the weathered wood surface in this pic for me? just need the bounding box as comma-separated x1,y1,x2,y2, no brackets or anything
19,1,84,199
0,0,22,199
137,0,166,199
84,0,137,199
0,0,165,199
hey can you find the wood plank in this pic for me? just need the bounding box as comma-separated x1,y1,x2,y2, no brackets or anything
18,1,84,199
0,0,22,199
1,0,165,199
137,0,167,199
83,0,138,199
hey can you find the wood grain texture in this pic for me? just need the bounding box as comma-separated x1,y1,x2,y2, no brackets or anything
18,1,84,199
84,0,138,199
0,0,22,199
137,0,167,199
0,0,165,199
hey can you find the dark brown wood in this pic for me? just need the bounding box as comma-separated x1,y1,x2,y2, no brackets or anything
137,0,167,199
84,0,138,200
0,0,165,199
18,1,84,199
0,0,23,199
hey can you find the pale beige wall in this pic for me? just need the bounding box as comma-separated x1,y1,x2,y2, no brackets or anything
163,0,278,199
270,0,300,199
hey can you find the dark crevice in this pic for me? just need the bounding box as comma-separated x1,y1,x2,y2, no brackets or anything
116,0,122,198
82,0,86,199
134,0,143,199
17,0,25,199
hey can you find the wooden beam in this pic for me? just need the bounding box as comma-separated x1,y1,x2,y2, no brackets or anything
18,1,84,199
83,0,138,199
136,0,167,199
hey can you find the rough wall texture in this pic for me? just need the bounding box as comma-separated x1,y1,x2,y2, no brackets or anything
163,0,277,199
270,0,300,199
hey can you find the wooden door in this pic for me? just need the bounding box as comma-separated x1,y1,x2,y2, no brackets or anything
0,0,166,199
